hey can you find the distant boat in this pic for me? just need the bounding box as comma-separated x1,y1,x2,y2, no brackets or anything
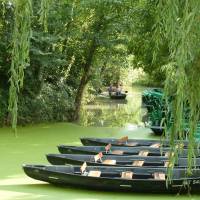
150,126,165,136
110,93,127,100
23,164,200,193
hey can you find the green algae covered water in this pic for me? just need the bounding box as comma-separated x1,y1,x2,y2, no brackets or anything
0,123,200,200
0,87,200,199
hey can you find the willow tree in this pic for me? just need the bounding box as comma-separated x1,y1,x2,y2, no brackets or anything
38,0,51,32
7,0,49,131
154,0,200,174
8,0,32,132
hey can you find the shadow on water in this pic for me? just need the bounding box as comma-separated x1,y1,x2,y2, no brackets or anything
80,86,147,127
1,181,199,200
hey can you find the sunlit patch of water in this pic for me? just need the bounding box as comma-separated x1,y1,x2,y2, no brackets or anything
0,190,44,200
80,86,146,127
0,177,43,186
124,123,139,131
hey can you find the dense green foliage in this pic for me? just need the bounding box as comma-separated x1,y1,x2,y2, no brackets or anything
0,0,135,126
127,0,168,84
153,0,200,175
9,0,32,131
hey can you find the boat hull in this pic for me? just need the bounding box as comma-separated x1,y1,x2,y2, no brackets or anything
23,164,200,193
80,137,191,148
58,145,196,157
150,126,165,136
110,94,126,99
46,154,200,168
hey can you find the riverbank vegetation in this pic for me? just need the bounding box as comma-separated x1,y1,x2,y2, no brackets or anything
0,0,167,127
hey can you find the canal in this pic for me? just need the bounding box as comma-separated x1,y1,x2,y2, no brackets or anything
0,86,199,199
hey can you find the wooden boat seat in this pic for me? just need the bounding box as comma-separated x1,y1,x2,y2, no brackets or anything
88,170,101,177
117,136,128,144
126,142,138,147
164,161,169,167
154,172,165,180
164,152,170,157
121,171,133,179
138,150,149,156
164,161,174,168
165,152,174,157
132,160,144,167
102,159,116,165
105,143,112,152
94,152,103,162
112,150,124,155
80,162,87,174
175,143,184,149
150,143,160,148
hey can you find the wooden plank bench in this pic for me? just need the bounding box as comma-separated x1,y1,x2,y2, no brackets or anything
121,171,133,179
102,159,116,165
112,150,124,155
132,160,144,167
138,150,149,156
150,143,160,148
165,152,174,157
88,171,101,177
117,136,128,144
154,172,165,180
126,142,138,147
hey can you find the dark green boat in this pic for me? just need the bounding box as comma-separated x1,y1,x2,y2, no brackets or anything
110,93,127,100
150,126,165,136
23,164,200,193
58,145,198,157
46,153,200,168
80,137,193,148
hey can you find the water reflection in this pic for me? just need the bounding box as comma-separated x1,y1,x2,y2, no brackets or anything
80,86,146,127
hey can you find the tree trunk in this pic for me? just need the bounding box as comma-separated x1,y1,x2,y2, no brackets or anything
72,38,97,121
72,13,105,121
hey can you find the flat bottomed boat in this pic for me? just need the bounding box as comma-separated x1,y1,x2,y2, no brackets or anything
46,153,200,168
23,164,200,193
80,137,193,148
58,145,198,157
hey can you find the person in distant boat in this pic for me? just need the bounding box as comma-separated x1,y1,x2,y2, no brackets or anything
108,84,113,96
119,84,123,93
116,85,122,95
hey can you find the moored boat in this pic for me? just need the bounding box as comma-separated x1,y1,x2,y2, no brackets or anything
80,137,193,148
150,126,165,136
46,153,200,168
58,145,198,157
23,164,200,193
110,93,127,100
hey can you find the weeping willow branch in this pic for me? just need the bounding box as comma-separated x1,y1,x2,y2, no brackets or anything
38,0,51,32
154,0,200,176
8,0,32,132
0,0,7,16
